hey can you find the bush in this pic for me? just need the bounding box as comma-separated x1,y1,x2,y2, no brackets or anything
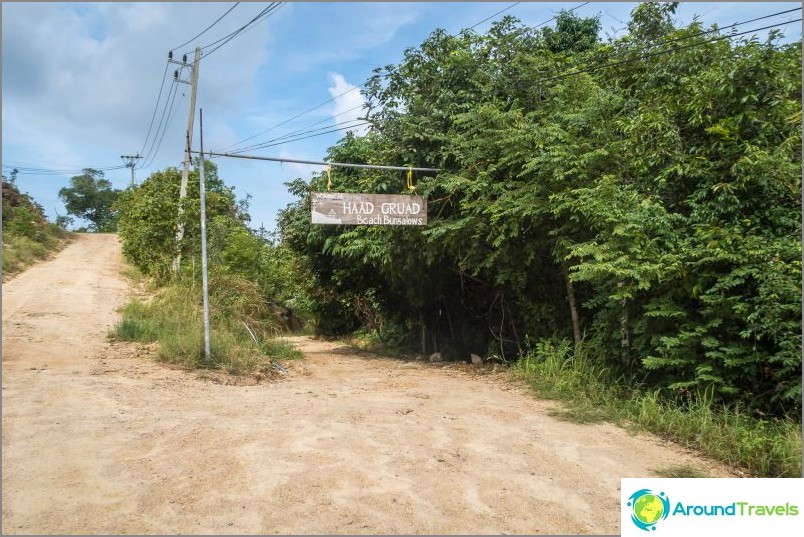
112,274,301,373
516,339,802,477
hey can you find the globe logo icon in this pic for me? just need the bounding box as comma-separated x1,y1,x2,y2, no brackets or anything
627,489,670,531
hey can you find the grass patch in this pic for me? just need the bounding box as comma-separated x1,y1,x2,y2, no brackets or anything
655,464,711,478
111,273,301,374
2,231,72,278
547,404,613,425
515,339,802,477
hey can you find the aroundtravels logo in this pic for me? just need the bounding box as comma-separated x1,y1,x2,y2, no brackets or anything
622,478,802,536
627,489,671,531
624,483,800,533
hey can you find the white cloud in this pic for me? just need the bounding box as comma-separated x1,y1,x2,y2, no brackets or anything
274,3,421,73
327,73,369,136
1,2,278,174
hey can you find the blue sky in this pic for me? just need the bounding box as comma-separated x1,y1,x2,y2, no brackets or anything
2,2,801,232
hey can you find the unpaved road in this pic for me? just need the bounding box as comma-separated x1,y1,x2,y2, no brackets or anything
2,234,736,534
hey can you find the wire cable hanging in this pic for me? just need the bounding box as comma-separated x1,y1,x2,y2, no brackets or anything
220,1,570,154
171,2,240,52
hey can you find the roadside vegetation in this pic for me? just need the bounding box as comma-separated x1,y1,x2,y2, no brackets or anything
275,4,801,476
516,339,801,477
111,161,305,374
105,4,799,475
2,169,73,278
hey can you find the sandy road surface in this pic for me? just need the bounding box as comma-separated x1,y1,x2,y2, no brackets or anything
1,234,736,534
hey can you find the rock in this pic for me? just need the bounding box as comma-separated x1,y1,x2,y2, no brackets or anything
470,354,483,365
429,352,442,362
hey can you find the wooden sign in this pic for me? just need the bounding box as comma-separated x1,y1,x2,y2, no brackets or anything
311,192,427,226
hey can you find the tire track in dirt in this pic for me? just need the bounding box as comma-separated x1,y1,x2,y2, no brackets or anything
1,234,738,534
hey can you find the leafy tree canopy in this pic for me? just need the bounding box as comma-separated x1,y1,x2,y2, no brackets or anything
58,169,120,232
279,8,801,416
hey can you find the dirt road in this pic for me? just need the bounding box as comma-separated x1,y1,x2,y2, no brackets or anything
2,234,735,534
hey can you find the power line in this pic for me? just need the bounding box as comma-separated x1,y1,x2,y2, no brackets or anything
243,119,368,149
532,1,589,29
539,17,802,84
139,78,178,167
227,120,370,155
144,87,186,169
142,78,186,169
218,84,362,152
457,8,803,95
171,2,240,52
467,2,521,31
192,4,273,52
139,3,252,163
214,123,371,158
614,6,801,53
221,1,590,155
229,106,367,154
3,164,128,176
138,61,170,157
192,2,282,60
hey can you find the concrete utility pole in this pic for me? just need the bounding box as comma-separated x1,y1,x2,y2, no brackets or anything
170,47,201,273
198,109,211,363
120,154,142,186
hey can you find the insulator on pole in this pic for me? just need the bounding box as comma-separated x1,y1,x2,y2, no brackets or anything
168,51,173,60
182,54,187,64
174,70,179,80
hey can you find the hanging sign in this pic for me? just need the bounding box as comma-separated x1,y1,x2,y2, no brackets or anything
311,192,427,226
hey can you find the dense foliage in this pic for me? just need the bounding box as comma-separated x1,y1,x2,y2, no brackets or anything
2,169,72,275
115,160,309,329
58,168,121,232
279,5,801,416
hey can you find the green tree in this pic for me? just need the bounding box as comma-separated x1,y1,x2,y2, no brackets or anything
115,160,236,279
58,169,120,232
280,12,801,414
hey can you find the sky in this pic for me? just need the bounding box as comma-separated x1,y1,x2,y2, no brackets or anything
2,1,801,233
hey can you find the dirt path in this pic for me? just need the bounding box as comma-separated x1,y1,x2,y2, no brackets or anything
2,234,736,534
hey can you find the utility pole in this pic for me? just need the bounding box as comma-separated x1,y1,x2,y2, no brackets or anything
198,108,211,363
170,47,201,273
120,154,142,186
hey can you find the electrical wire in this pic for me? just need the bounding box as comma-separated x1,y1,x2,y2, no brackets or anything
228,103,367,155
192,4,274,52
218,85,362,152
171,2,240,52
138,61,170,157
227,119,370,155
143,87,186,169
232,122,372,153
3,164,128,176
139,78,178,167
221,1,590,154
539,17,802,83
137,4,246,162
134,4,284,172
458,8,802,93
531,1,589,30
191,2,282,60
467,2,521,31
142,78,184,169
214,5,798,159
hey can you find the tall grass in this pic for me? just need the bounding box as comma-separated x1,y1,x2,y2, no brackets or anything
112,273,301,373
2,228,71,277
516,339,802,477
